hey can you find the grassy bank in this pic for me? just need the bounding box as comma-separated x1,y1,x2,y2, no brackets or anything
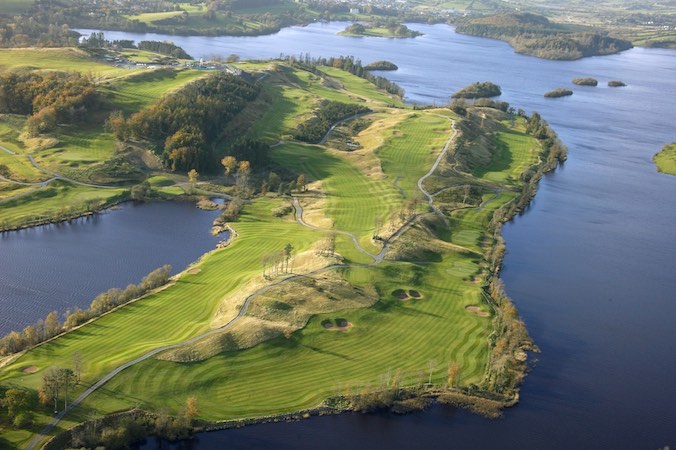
653,142,676,175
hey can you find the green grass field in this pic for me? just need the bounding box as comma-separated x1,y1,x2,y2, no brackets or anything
100,68,208,113
0,64,543,447
653,142,676,175
0,48,138,79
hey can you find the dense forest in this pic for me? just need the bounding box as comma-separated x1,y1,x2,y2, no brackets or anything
0,71,99,135
107,72,260,172
455,13,633,60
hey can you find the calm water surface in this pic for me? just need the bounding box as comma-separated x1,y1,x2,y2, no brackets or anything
0,202,221,335
27,22,676,449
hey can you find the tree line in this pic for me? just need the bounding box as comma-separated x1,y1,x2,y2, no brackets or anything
293,100,370,143
0,70,100,136
106,72,261,173
0,265,171,357
138,40,193,59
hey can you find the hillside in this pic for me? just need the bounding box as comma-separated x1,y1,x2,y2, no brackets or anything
455,13,633,60
0,54,566,449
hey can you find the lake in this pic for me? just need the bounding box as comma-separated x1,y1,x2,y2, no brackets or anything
17,21,676,448
0,201,222,335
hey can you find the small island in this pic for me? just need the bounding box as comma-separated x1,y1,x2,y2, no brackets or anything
451,81,502,99
364,60,399,71
340,23,422,39
544,88,574,98
608,80,627,87
572,77,598,86
653,143,676,175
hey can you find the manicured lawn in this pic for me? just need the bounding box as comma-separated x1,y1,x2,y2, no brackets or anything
0,65,541,448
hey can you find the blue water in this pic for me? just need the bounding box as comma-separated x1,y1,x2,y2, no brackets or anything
0,202,221,335
27,22,676,448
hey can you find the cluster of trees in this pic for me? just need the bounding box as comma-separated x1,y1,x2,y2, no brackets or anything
456,13,632,60
0,10,79,47
138,40,193,59
0,266,171,357
106,72,260,172
364,60,398,71
0,70,99,136
344,22,421,38
262,243,294,277
58,399,198,449
451,81,502,99
293,100,370,143
1,385,37,428
544,87,573,98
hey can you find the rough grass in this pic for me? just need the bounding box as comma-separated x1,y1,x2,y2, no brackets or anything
653,142,676,175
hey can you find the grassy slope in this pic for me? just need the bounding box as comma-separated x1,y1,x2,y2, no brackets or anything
0,65,543,446
0,48,135,79
0,59,210,228
653,142,676,175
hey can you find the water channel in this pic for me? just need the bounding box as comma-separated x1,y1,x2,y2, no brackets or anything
5,22,675,448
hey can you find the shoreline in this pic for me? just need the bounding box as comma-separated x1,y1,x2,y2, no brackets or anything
38,109,562,448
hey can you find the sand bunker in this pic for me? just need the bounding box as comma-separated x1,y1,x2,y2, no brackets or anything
22,366,38,374
322,319,353,331
187,268,201,275
465,305,490,317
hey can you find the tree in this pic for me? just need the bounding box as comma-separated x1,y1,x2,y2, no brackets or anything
58,368,76,411
4,389,30,419
185,396,198,421
73,352,83,384
41,367,60,412
268,172,280,191
131,181,151,201
221,156,237,177
427,359,437,385
188,169,199,193
44,311,61,339
296,174,306,192
447,362,461,387
284,243,294,273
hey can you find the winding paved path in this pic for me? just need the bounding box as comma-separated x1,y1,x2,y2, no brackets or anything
26,117,459,450
417,119,457,228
